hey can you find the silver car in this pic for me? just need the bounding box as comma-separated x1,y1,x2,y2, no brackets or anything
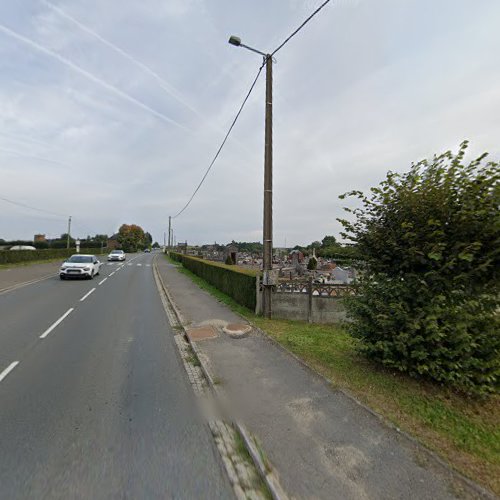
108,249,126,262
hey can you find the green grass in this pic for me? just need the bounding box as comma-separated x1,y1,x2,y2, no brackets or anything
165,255,500,495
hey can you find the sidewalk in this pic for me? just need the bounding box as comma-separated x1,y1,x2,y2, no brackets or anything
156,257,487,500
0,261,60,293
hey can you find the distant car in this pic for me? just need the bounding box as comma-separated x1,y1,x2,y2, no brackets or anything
60,254,101,280
108,249,126,261
9,245,36,251
144,248,151,253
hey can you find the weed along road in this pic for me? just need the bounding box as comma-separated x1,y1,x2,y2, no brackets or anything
0,252,233,499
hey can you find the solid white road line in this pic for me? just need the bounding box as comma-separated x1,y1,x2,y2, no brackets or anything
98,277,107,285
109,271,115,276
40,308,74,339
0,361,19,383
80,288,96,302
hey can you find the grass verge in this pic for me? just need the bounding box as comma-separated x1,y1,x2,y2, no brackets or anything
164,254,500,495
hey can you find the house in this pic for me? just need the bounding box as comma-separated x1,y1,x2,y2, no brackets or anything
107,234,120,249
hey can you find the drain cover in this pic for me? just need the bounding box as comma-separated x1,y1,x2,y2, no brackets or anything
186,326,218,341
223,323,252,339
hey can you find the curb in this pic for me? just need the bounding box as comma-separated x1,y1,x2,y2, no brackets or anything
153,256,288,500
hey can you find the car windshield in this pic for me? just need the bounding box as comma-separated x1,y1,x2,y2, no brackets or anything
111,250,123,254
67,256,92,263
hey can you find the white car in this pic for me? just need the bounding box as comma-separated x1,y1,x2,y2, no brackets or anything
9,245,36,251
60,254,101,280
108,249,126,262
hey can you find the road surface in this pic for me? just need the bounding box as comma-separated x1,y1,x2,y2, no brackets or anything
0,252,233,499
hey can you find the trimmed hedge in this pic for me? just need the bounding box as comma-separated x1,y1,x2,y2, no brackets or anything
170,252,258,311
0,248,107,265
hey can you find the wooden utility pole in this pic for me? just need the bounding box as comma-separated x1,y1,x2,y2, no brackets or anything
262,54,273,319
66,216,72,249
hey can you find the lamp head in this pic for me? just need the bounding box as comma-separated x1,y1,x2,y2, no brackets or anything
228,35,241,47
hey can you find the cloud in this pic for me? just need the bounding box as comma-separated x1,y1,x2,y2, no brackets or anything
0,0,499,245
0,23,188,131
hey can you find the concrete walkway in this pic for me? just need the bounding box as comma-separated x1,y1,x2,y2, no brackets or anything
157,257,485,500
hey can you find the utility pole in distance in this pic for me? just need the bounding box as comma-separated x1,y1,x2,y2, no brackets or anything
168,216,172,249
66,216,72,249
229,36,274,318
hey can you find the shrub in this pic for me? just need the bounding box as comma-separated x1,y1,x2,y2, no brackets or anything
225,255,234,265
338,142,500,396
0,248,105,265
307,256,317,270
170,252,257,310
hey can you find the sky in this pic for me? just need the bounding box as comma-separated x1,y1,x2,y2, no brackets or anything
1,0,499,246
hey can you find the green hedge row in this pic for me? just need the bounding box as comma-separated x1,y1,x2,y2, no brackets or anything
0,248,107,265
170,252,257,311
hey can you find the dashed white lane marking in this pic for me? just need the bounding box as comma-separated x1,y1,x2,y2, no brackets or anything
80,288,96,302
109,271,115,276
0,361,19,383
137,263,142,267
146,264,151,267
40,308,74,339
127,263,132,266
98,277,107,285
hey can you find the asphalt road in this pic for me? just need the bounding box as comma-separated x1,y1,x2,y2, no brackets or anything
0,252,233,499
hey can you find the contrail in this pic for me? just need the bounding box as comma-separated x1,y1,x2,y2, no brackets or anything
44,0,200,117
0,24,187,131
0,132,54,149
0,146,73,168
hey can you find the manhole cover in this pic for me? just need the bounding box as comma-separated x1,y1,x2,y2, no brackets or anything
223,323,252,339
186,326,218,341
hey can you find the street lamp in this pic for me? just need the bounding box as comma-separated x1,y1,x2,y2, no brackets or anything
229,35,274,318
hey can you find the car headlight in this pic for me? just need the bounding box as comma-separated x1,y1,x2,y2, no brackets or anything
83,267,91,271
60,266,67,271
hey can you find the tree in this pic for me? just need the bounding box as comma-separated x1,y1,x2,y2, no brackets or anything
338,142,499,395
117,224,147,252
307,256,317,270
321,235,337,247
152,242,160,248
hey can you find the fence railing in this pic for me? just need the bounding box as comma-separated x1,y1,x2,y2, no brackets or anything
274,280,356,297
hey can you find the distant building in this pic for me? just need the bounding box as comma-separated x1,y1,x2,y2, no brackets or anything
34,234,46,242
107,234,120,249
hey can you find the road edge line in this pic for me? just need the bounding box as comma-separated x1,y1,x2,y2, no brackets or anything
0,273,56,295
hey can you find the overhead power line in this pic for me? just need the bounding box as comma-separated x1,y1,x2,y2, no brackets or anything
272,0,331,56
172,62,265,219
0,195,67,218
171,0,331,220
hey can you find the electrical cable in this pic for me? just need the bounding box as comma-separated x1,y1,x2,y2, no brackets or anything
0,195,67,218
271,0,331,56
172,62,265,219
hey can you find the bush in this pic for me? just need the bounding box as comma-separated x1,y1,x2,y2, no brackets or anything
338,142,500,396
0,248,107,265
225,255,234,265
170,252,257,310
307,256,317,270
